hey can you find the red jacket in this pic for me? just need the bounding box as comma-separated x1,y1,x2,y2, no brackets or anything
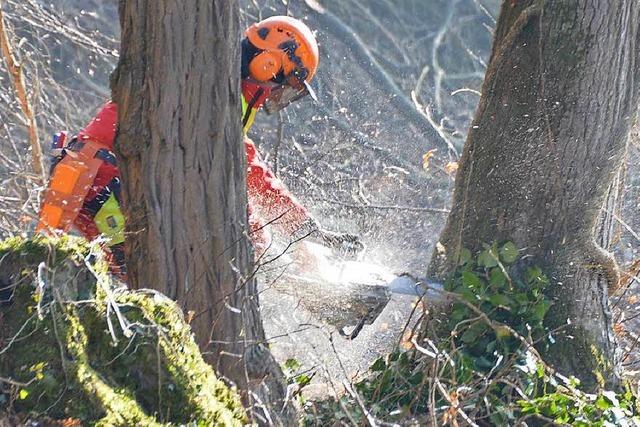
73,101,120,242
73,101,310,250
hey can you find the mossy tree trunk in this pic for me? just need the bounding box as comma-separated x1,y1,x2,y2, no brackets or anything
427,0,640,389
110,1,295,423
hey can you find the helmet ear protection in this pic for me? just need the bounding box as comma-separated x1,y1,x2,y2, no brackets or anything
248,50,282,83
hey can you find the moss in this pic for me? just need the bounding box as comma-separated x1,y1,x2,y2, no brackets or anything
0,234,89,269
0,237,246,426
63,306,160,426
590,344,612,390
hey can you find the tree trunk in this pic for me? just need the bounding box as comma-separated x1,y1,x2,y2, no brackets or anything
428,0,640,389
110,1,295,423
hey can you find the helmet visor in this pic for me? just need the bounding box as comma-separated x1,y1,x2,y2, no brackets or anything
263,80,317,114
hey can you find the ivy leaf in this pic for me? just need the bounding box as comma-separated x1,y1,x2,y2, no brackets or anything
295,374,312,387
595,394,613,410
495,325,511,339
461,328,479,344
602,390,620,407
458,248,472,266
514,293,530,305
489,268,507,287
525,266,544,285
474,356,495,370
462,271,483,289
478,249,498,268
532,300,552,320
370,357,386,372
499,241,519,264
489,294,513,308
409,372,424,385
284,358,301,372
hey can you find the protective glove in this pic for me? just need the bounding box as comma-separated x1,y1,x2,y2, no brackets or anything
295,218,365,257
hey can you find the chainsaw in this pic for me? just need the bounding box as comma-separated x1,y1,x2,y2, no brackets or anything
262,241,444,339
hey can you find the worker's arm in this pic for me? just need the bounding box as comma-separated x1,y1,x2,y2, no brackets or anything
245,137,364,256
245,137,310,234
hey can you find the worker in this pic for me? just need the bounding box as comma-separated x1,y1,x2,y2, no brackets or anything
38,16,363,280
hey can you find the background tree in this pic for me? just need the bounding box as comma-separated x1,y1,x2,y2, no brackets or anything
110,1,294,423
427,0,640,388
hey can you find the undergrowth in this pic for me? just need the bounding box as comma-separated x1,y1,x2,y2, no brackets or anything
305,242,640,426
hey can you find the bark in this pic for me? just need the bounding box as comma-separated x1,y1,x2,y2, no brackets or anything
110,1,295,423
428,0,640,389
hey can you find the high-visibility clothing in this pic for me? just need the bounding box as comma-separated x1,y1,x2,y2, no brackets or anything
39,95,311,278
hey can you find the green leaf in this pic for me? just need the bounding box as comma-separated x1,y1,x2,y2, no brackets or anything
409,372,424,385
284,358,301,372
295,374,312,387
495,325,511,339
460,328,478,344
461,271,483,288
602,390,620,407
370,357,386,372
460,288,479,303
489,294,513,307
499,241,519,264
517,400,538,415
525,266,544,285
489,268,507,287
595,395,613,410
478,249,498,268
514,292,530,305
458,248,472,266
474,356,495,370
450,305,468,321
532,300,552,321
489,411,508,425
379,369,394,393
536,363,545,379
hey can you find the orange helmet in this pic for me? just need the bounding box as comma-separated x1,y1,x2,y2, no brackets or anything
245,16,319,112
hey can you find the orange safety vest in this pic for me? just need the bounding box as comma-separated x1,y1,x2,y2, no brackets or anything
37,140,109,233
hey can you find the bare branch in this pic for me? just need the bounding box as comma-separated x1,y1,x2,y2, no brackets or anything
0,1,44,182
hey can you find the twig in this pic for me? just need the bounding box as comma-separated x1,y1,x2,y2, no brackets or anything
411,92,459,158
303,0,452,151
0,1,44,182
0,375,34,387
434,377,479,427
451,88,481,97
431,0,460,113
342,380,378,427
